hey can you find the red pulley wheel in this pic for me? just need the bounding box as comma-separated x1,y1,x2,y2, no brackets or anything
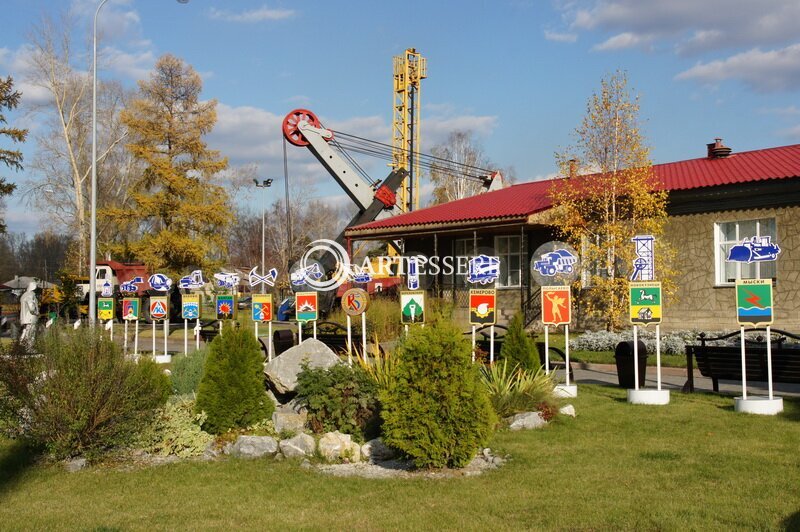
282,109,322,146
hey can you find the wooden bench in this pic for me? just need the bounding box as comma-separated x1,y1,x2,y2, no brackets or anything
683,329,800,392
535,342,575,382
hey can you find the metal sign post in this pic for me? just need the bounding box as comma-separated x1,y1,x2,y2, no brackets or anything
734,279,782,414
627,281,668,405
541,285,575,397
347,315,353,366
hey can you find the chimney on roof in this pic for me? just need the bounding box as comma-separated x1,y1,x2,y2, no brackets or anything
707,138,732,159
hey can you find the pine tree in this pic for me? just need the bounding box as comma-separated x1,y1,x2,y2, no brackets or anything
105,54,230,275
500,312,538,369
549,71,674,330
0,76,28,234
195,324,272,434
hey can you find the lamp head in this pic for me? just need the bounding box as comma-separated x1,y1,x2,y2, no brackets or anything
266,178,274,187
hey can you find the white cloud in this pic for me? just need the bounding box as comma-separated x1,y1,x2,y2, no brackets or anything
675,44,800,92
565,0,800,54
544,30,578,43
593,32,654,51
101,47,156,81
208,6,295,23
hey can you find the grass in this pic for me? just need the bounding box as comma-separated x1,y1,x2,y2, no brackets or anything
1,385,799,530
544,332,687,368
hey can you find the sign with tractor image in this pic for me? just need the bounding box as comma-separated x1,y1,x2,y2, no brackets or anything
629,282,662,326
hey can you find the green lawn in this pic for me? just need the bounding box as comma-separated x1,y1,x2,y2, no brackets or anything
2,385,798,530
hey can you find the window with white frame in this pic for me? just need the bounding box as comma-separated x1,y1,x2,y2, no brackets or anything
715,217,777,285
495,235,522,287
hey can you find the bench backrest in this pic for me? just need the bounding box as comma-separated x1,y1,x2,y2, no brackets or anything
687,344,800,383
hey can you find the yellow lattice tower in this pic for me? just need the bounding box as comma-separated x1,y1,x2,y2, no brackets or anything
391,48,427,212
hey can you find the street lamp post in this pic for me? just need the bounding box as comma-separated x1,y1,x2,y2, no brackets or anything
253,179,274,294
90,0,189,325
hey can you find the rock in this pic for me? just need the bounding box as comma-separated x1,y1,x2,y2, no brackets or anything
318,431,353,462
274,453,285,462
492,456,506,467
265,390,280,407
280,433,316,459
508,411,547,430
347,441,362,463
222,442,233,455
231,435,279,459
361,437,397,462
203,440,220,459
264,339,341,394
559,404,576,417
272,408,307,434
64,457,87,473
300,459,312,469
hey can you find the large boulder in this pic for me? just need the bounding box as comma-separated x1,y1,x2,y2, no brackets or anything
508,411,547,431
231,435,278,459
360,437,397,462
279,433,316,459
264,339,340,394
272,407,307,434
318,431,354,462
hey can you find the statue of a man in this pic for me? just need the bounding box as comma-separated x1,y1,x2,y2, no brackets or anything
19,280,39,344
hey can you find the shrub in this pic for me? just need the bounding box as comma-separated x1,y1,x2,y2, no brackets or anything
296,363,380,441
0,329,170,459
137,397,213,457
480,360,558,418
171,347,209,396
356,335,397,391
381,313,495,469
570,329,700,355
500,312,538,369
195,323,273,434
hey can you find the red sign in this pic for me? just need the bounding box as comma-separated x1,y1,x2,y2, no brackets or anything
469,289,496,326
541,286,571,326
149,296,168,321
296,292,318,322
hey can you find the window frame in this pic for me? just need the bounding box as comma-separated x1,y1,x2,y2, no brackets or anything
713,217,778,286
494,235,522,288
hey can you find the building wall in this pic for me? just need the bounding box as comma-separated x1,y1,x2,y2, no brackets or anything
663,206,800,332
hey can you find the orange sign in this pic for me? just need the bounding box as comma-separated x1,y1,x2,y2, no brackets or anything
541,285,571,326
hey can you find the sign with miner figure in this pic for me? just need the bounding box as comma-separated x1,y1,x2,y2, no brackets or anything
541,286,571,326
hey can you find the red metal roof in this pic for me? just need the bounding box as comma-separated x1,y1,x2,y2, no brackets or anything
348,143,800,234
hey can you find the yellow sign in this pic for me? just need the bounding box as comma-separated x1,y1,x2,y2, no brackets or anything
98,298,114,321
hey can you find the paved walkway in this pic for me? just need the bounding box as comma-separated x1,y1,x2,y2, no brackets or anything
563,363,800,398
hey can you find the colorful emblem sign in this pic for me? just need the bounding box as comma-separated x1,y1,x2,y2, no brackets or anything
541,286,571,326
400,290,425,324
252,294,273,322
342,288,370,317
97,298,114,321
727,236,781,263
122,298,140,321
216,295,235,320
296,292,318,322
736,279,773,326
182,294,201,320
149,296,169,321
469,289,496,326
629,281,662,326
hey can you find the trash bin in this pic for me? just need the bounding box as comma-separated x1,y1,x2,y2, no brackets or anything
614,340,648,388
273,329,295,356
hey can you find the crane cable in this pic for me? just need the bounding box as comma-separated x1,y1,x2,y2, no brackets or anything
329,129,494,184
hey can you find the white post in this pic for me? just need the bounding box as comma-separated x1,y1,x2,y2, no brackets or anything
489,324,495,364
361,312,367,362
346,315,353,366
195,319,200,351
298,321,303,344
219,320,223,336
766,325,774,400
163,319,168,357
267,321,273,362
313,320,317,340
656,324,662,391
565,324,571,387
255,321,259,341
471,326,476,363
633,325,639,390
184,319,188,355
544,325,550,374
124,320,128,355
404,324,408,336
740,326,748,400
152,320,156,354
134,321,139,356
109,320,113,341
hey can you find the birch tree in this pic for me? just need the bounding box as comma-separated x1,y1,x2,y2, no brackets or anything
429,130,490,204
549,71,673,330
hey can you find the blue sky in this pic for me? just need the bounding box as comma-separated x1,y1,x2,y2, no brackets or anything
2,0,800,234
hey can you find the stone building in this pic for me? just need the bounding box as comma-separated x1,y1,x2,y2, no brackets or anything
345,141,800,332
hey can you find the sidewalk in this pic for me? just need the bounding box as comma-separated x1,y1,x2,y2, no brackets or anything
566,363,800,398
